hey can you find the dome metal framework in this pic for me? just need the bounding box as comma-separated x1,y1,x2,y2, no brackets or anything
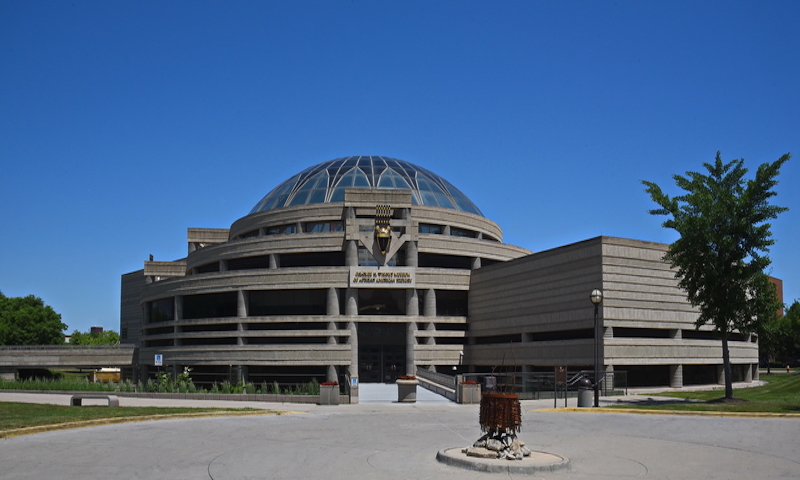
249,156,483,216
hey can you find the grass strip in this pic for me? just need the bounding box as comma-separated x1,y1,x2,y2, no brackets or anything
0,402,281,438
607,374,800,414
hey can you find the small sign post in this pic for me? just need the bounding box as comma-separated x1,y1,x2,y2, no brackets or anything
555,366,567,408
154,354,163,366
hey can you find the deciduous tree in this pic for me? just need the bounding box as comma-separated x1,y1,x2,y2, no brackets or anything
69,328,120,345
0,291,66,345
643,152,790,398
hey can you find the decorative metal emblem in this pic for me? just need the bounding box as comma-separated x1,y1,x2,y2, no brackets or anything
374,205,392,255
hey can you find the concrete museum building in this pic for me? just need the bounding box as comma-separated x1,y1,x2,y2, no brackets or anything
120,156,761,394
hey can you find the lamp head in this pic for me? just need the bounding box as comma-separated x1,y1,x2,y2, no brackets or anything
590,288,603,305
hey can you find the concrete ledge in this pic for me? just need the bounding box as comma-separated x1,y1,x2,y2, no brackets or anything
436,447,570,474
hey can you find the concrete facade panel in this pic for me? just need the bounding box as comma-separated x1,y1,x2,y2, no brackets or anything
466,340,594,366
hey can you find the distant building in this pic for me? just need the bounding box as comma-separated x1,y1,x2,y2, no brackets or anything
120,156,763,397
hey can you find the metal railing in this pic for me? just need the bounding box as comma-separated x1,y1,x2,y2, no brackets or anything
459,370,627,400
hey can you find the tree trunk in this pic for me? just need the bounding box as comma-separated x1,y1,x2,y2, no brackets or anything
721,334,733,399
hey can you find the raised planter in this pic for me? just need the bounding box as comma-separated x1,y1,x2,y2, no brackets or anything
396,377,418,403
458,382,481,404
319,383,340,405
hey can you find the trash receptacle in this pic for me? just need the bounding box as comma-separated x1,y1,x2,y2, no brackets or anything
577,377,593,407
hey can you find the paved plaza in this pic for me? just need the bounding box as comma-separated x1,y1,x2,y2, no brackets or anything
1,385,798,479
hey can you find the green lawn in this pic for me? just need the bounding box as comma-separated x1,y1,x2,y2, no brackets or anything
0,402,279,436
613,374,800,414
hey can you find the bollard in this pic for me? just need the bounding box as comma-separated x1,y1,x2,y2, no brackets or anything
577,377,593,407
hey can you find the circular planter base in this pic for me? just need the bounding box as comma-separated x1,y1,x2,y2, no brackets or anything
436,447,570,475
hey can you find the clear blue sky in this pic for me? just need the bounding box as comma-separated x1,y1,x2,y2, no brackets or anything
1,1,798,334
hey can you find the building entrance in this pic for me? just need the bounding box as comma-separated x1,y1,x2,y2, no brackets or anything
358,322,406,383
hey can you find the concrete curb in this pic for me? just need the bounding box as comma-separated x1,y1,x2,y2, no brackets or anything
534,407,800,418
0,410,287,440
436,447,570,474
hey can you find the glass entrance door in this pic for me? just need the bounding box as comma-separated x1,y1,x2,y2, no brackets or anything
359,344,406,383
357,322,407,383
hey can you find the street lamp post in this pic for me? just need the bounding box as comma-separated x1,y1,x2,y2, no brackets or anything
590,289,603,407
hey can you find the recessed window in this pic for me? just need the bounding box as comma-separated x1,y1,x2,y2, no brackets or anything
305,221,343,233
419,224,443,234
266,224,296,235
227,255,272,270
183,292,238,319
148,298,174,322
450,227,474,238
249,289,328,316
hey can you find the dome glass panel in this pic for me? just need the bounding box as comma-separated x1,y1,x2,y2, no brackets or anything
249,156,483,216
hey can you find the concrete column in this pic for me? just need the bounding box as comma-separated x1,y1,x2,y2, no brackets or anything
670,329,682,339
236,290,247,346
604,326,613,339
327,287,340,316
345,240,358,266
327,365,338,383
173,296,183,347
241,365,249,384
604,365,615,395
443,225,451,235
230,365,243,385
523,332,534,342
345,288,358,316
405,241,418,267
348,320,359,404
744,363,753,382
424,289,436,317
426,322,436,345
406,289,419,316
326,288,339,346
717,365,725,385
237,322,244,346
752,364,759,381
237,290,248,318
327,320,338,345
406,321,417,376
296,221,303,233
472,256,481,270
174,296,183,321
670,364,683,388
220,259,228,271
269,253,279,269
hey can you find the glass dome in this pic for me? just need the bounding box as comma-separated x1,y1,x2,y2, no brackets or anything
249,156,483,216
